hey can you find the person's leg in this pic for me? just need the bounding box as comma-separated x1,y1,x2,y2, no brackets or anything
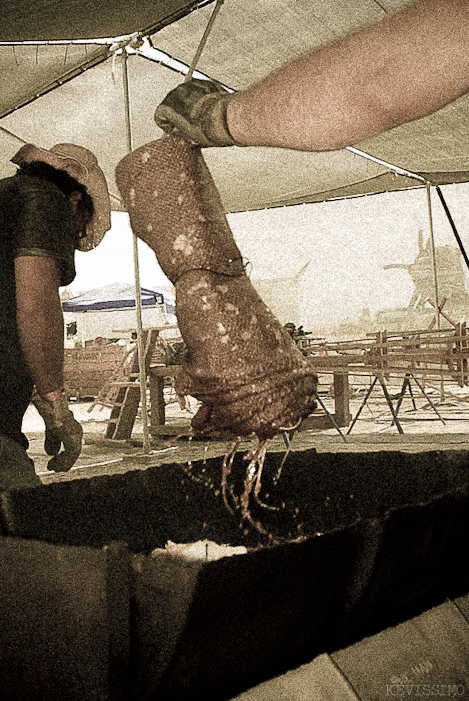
0,433,42,490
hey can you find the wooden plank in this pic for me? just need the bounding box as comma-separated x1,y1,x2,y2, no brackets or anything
149,364,182,377
112,324,179,333
105,386,140,439
105,330,158,440
117,387,142,433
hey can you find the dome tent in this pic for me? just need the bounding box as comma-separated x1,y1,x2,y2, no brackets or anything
62,282,177,345
61,282,174,314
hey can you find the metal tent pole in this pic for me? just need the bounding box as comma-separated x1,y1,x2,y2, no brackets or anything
426,182,447,401
345,147,427,183
110,2,225,453
425,183,440,330
122,48,151,453
346,147,445,402
184,0,225,82
435,185,469,272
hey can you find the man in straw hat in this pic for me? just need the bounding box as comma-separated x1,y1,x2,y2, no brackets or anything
0,142,111,489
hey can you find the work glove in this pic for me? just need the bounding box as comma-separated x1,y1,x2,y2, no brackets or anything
31,389,83,472
154,78,240,148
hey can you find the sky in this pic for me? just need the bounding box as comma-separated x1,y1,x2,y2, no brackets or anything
72,213,171,295
70,181,469,331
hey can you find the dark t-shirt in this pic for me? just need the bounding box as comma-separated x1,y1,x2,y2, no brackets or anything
0,172,76,449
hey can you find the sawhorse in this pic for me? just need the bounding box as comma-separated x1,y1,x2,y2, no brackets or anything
347,372,446,435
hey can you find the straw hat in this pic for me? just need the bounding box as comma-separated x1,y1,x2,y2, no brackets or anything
11,143,111,251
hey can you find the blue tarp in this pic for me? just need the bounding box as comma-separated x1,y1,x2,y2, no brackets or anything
62,282,175,314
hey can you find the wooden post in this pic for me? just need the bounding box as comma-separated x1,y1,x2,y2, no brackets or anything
333,371,351,427
149,371,166,427
148,365,183,432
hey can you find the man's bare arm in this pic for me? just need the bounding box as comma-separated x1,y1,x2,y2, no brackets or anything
15,255,64,397
227,0,469,151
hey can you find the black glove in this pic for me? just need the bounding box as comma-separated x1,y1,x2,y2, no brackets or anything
31,389,83,472
154,78,240,148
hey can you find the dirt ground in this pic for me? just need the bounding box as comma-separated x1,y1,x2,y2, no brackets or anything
23,382,469,487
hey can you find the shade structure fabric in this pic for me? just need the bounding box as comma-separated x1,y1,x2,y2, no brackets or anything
0,0,202,41
0,0,468,215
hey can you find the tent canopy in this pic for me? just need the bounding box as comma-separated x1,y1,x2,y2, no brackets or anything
1,0,468,214
0,0,201,42
61,282,173,312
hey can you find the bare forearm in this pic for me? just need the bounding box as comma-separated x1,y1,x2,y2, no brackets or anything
15,256,64,396
227,0,469,151
20,299,64,395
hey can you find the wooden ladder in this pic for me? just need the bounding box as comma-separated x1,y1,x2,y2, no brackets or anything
105,329,158,440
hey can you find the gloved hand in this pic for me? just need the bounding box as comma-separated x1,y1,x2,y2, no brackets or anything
31,389,83,472
154,78,240,147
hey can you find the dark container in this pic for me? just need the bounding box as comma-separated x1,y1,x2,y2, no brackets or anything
1,448,468,699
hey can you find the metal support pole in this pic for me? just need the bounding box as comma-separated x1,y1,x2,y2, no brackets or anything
122,49,150,453
185,0,226,82
410,373,446,425
394,374,412,417
392,372,445,426
315,394,348,443
407,377,417,411
345,147,427,183
426,184,440,330
378,378,404,434
426,183,445,402
347,376,378,434
435,186,469,272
